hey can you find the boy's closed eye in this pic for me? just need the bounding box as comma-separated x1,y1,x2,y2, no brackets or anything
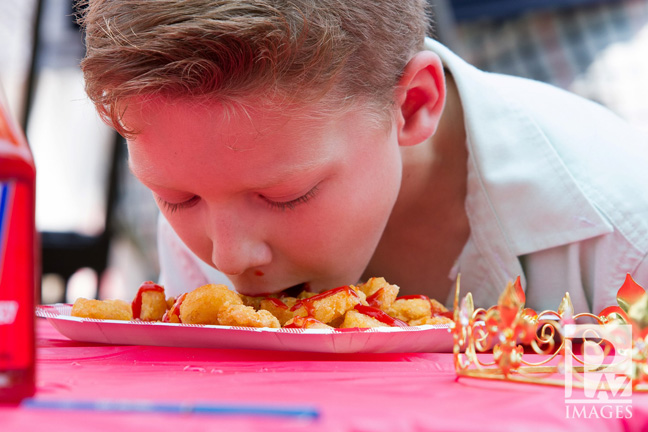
155,194,200,214
155,184,321,214
261,185,320,211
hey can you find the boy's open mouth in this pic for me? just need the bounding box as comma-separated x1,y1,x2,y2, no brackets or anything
281,282,310,297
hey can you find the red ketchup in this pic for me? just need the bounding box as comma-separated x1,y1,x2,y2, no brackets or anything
131,281,165,320
366,288,385,308
0,91,36,402
284,316,324,329
290,285,359,317
162,292,186,323
397,294,431,302
263,297,288,310
353,305,408,327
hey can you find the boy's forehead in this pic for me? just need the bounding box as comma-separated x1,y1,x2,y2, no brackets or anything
124,96,361,187
122,94,351,141
127,146,332,190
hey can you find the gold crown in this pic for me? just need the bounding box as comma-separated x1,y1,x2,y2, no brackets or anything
451,274,648,392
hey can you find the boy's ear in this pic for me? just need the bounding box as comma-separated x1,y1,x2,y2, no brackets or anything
395,51,446,147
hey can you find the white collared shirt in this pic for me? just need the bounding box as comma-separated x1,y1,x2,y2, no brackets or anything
427,38,648,313
156,39,648,314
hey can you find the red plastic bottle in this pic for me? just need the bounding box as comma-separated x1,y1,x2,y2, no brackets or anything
0,89,37,402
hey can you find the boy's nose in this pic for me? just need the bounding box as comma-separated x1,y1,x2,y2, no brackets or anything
207,210,272,276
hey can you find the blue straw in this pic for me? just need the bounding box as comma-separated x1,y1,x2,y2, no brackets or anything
22,398,319,419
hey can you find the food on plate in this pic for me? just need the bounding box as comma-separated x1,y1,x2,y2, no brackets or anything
387,296,449,324
408,315,454,326
239,294,264,310
71,298,132,320
340,305,408,328
162,293,186,323
179,283,243,325
290,285,365,325
356,277,399,311
217,304,281,328
166,296,176,309
131,281,167,321
70,277,453,329
259,297,295,326
284,315,333,329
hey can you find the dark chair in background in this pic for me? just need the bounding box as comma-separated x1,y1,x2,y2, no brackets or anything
23,0,124,303
37,132,123,302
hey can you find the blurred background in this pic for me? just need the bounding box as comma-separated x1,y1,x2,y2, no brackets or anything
1,0,159,304
1,0,647,304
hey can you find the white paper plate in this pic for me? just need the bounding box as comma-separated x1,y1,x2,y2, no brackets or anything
36,304,453,353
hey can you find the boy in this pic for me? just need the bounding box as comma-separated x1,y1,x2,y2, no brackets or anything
79,0,648,313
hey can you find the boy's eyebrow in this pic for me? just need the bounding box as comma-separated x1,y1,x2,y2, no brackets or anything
127,155,331,189
253,158,331,189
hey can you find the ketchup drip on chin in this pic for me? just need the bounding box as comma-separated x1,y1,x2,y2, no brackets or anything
131,281,165,320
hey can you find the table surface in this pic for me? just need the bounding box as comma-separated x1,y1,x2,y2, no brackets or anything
2,318,647,431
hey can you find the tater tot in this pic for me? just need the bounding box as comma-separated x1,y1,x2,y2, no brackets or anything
166,297,176,309
180,284,243,325
283,316,333,329
428,298,449,314
297,291,318,300
339,309,389,328
357,277,399,310
280,297,298,309
408,315,454,326
387,298,433,321
259,298,294,326
138,290,168,321
71,298,132,321
387,296,449,322
350,286,369,306
239,294,263,310
131,281,167,321
162,293,186,323
218,304,281,328
291,286,362,324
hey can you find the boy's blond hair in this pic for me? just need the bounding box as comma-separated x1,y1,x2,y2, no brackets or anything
78,0,431,136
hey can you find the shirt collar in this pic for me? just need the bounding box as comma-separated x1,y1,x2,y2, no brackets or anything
426,38,613,297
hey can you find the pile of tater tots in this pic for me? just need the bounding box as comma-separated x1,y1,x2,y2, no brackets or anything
71,277,453,329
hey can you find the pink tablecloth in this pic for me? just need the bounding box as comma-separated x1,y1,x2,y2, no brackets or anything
2,319,647,431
